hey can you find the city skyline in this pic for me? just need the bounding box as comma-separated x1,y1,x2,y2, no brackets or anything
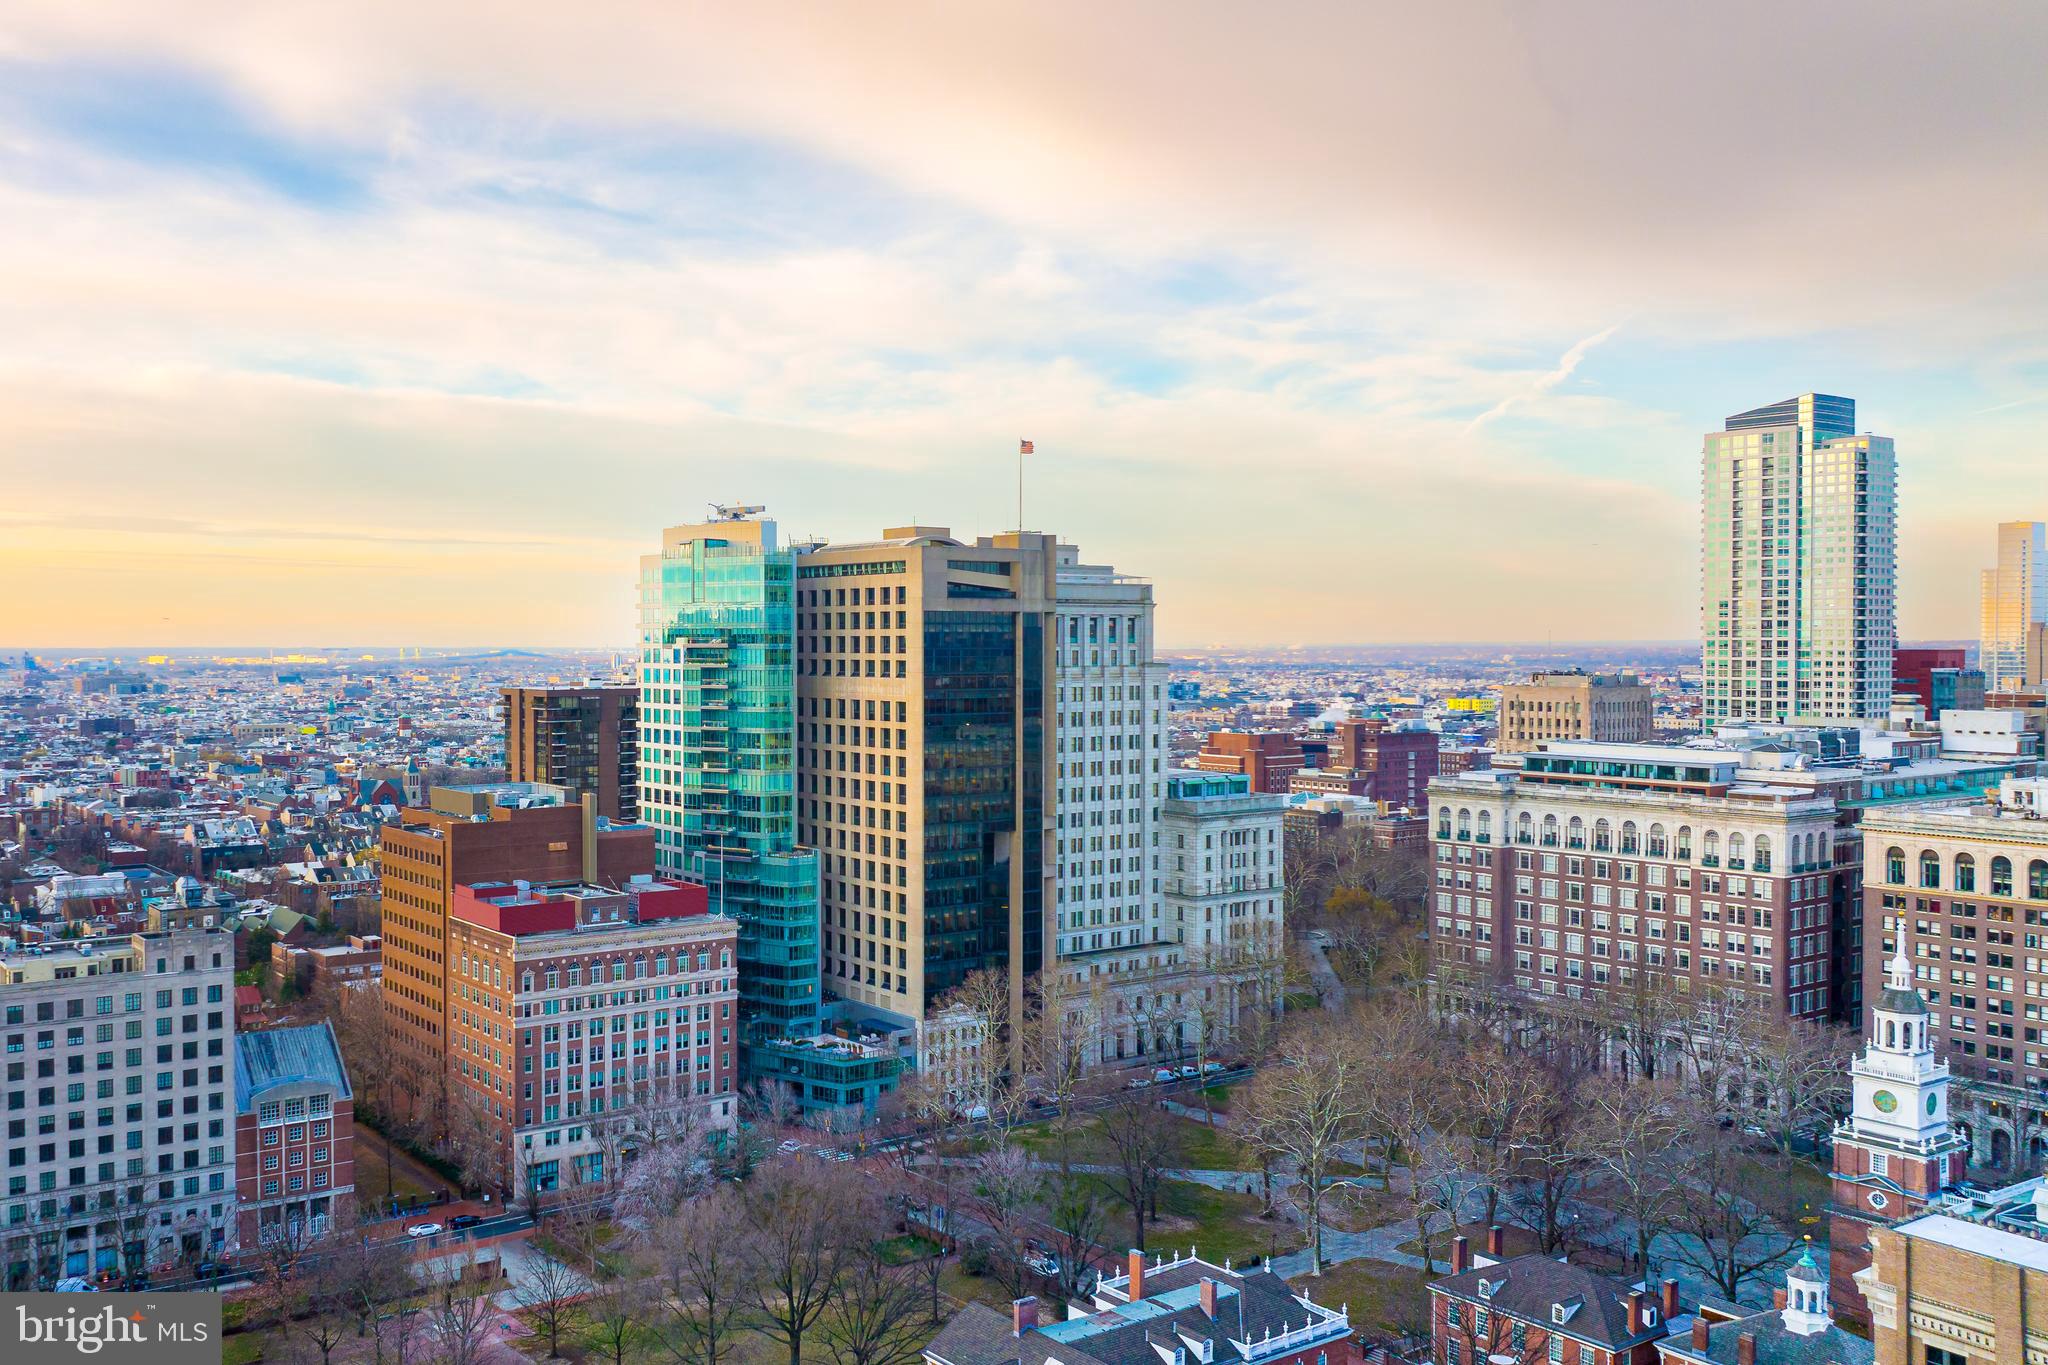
5,5,2047,648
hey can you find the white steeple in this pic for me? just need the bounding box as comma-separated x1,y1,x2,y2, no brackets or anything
1846,944,1952,1151
1781,1242,1830,1335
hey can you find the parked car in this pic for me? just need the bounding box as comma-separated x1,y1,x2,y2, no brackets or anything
1126,1076,1152,1089
449,1214,482,1231
406,1223,443,1238
1153,1068,1179,1083
1201,1061,1227,1075
1177,1065,1201,1079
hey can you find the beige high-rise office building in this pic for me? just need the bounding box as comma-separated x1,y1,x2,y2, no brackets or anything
1980,520,2047,691
1497,670,1653,753
793,528,1059,1032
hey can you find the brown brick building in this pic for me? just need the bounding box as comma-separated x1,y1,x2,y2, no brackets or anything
443,878,738,1197
233,1023,355,1252
1330,718,1439,812
377,784,655,1121
502,685,639,822
1194,731,1305,794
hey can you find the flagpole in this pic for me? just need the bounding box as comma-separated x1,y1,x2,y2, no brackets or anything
1018,439,1024,532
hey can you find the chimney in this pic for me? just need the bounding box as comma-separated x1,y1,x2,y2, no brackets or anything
1625,1290,1643,1333
1200,1278,1218,1320
1128,1250,1146,1301
1737,1332,1756,1365
1012,1297,1038,1337
581,792,598,882
1691,1318,1710,1352
1451,1236,1469,1274
1661,1278,1680,1323
1486,1225,1504,1258
1773,1287,1788,1310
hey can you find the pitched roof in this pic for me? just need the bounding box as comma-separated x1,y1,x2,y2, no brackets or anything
1433,1254,1658,1349
925,1261,1346,1365
233,1021,352,1112
1657,1313,1873,1365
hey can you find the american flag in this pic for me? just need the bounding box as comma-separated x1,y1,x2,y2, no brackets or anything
1019,439,1034,455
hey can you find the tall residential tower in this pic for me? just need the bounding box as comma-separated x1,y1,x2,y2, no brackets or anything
1980,521,2047,692
1702,393,1898,724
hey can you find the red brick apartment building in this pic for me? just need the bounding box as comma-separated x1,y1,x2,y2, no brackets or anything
233,1022,354,1252
377,783,655,1117
442,877,738,1197
1330,718,1440,812
1430,743,1842,1024
1195,731,1306,794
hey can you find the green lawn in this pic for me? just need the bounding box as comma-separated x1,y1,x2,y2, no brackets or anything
219,1331,269,1365
1299,1258,1432,1338
878,1233,943,1265
1140,1179,1293,1267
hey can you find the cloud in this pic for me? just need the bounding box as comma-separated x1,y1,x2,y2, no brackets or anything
1465,324,1621,431
0,2,2039,645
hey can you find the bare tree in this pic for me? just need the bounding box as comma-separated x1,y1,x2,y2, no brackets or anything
644,1183,757,1365
1445,1034,1545,1228
1021,970,1109,1170
514,1243,587,1359
423,1263,497,1365
971,1141,1044,1301
743,1160,863,1365
1662,1112,1801,1301
1750,1018,1852,1155
1579,1075,1689,1275
1095,1086,1183,1250
1038,1170,1110,1302
817,1239,928,1365
579,1275,640,1365
1238,1020,1371,1274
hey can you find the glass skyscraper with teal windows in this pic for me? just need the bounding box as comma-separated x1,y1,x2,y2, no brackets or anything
639,514,898,1116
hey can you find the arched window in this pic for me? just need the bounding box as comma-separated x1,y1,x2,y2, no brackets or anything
1729,832,1746,868
1621,820,1640,854
1921,851,1942,890
1753,835,1772,873
1647,823,1668,857
1676,825,1693,859
1956,854,1976,893
1477,810,1492,842
1886,847,1906,884
2031,859,2048,901
1542,815,1560,847
1593,818,1613,852
1437,806,1452,839
1457,808,1472,840
1516,812,1533,844
1993,856,2015,897
1567,816,1586,850
1703,830,1721,866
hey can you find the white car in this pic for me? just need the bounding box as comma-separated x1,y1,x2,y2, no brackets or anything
406,1223,443,1238
1153,1068,1179,1084
1126,1076,1152,1089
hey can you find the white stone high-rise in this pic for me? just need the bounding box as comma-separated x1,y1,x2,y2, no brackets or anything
1701,393,1897,724
1050,543,1169,977
1979,520,2046,691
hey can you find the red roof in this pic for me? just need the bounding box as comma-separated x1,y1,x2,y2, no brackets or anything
234,986,261,1009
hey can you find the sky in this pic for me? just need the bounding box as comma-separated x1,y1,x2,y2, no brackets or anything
2,2,2045,649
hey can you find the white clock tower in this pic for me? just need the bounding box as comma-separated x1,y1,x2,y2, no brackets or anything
1829,951,1968,1327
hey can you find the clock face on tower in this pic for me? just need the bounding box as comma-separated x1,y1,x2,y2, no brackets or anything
1873,1090,1899,1114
